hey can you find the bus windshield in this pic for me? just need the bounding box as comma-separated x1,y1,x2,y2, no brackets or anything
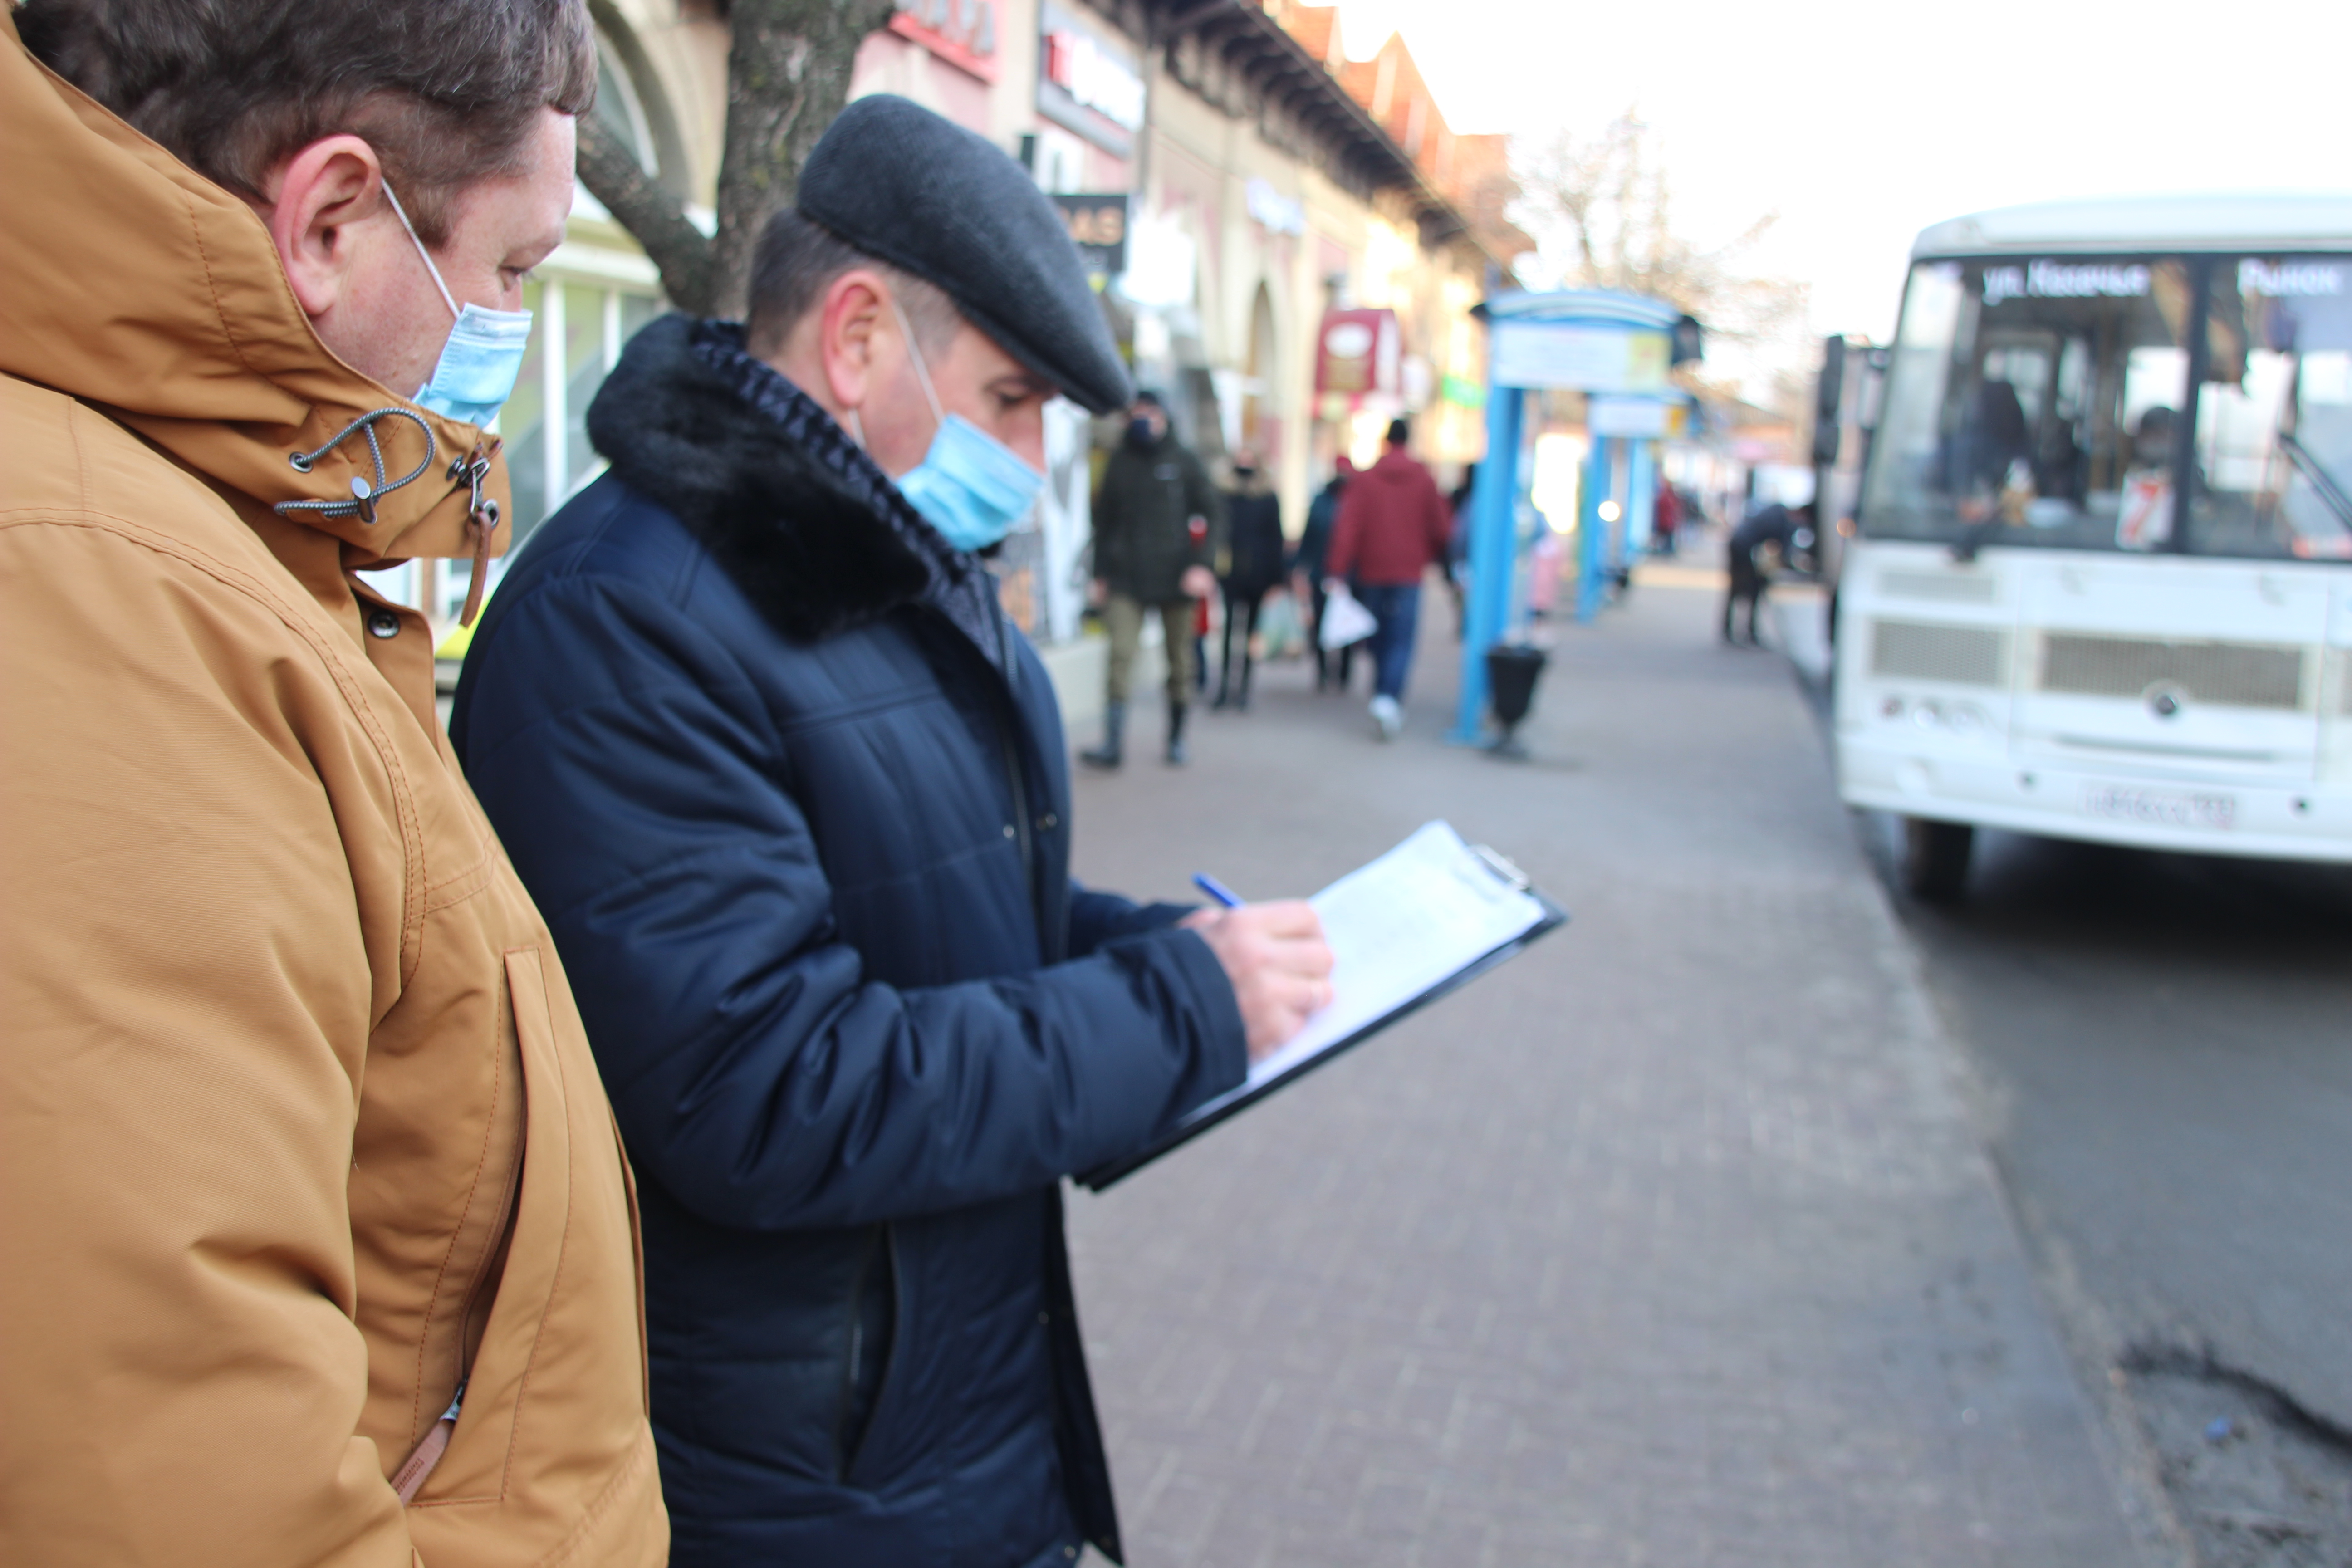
1861,253,2352,559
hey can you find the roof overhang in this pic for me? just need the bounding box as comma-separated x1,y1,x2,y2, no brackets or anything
1911,192,2352,259
1474,289,1682,328
1143,0,1490,262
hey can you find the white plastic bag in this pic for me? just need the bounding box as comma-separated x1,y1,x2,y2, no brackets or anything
1318,583,1377,650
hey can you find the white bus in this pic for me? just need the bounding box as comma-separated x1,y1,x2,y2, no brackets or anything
1833,195,2352,897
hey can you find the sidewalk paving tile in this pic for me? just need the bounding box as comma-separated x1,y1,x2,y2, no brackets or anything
1060,579,2146,1567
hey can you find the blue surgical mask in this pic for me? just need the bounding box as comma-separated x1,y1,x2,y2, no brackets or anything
883,296,1044,552
384,183,534,427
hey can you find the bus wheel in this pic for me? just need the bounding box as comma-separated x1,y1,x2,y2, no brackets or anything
1902,818,1973,902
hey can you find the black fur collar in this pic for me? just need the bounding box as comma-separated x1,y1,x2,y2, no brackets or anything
584,315,1001,662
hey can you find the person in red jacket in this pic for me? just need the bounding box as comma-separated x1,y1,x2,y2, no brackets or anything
1325,417,1452,739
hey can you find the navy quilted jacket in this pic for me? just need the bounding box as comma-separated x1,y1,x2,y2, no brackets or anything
451,317,1247,1568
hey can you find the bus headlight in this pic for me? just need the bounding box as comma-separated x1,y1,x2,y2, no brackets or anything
1880,695,1992,736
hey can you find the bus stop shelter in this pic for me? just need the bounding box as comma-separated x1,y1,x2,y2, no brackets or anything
1452,289,1696,745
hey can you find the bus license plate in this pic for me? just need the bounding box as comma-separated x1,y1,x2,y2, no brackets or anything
2080,784,2237,831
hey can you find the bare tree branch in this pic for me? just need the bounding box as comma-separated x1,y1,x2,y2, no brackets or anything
1515,109,1808,353
578,0,897,318
577,112,716,315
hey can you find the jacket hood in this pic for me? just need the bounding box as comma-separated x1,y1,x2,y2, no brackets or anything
1364,447,1424,485
0,16,505,562
585,315,1003,661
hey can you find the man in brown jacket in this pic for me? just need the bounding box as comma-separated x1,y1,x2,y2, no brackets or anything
0,5,666,1564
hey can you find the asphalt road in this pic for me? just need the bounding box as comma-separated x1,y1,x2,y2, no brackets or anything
1758,562,2352,1562
1862,825,2352,1431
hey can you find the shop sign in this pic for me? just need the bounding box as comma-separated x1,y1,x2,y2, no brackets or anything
1490,321,1671,393
1439,372,1486,410
1052,193,1128,279
1039,2,1145,155
1119,211,1195,309
890,0,998,82
1245,178,1305,236
1315,308,1401,396
1586,397,1671,438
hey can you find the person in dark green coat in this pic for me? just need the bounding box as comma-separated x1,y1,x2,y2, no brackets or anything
1082,392,1222,767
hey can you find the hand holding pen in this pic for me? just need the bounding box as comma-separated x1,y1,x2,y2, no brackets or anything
1179,871,1334,1059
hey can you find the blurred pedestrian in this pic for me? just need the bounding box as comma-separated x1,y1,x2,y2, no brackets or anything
1213,447,1285,711
451,96,1332,1568
1447,464,1477,636
1653,480,1682,556
1724,499,1811,645
1528,524,1565,618
1327,418,1452,740
1083,391,1221,766
1,3,666,1563
1192,586,1212,700
1295,456,1357,691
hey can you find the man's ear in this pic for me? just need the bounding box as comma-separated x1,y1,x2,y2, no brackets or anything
818,271,891,414
257,135,387,319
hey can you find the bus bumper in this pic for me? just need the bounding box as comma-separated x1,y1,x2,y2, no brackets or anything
1836,739,2352,863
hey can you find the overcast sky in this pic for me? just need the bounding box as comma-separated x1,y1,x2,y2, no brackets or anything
1336,0,2347,349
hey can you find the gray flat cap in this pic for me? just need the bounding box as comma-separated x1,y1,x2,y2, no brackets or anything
797,95,1134,415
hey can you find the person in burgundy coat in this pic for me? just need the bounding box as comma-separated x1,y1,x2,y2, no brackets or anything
1325,417,1453,739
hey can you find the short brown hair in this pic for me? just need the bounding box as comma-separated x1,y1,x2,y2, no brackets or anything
745,209,960,361
19,0,596,245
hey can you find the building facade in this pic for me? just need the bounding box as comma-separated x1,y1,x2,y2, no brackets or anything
399,0,1529,662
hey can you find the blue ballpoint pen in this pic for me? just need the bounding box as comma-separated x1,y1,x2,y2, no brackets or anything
1191,872,1245,908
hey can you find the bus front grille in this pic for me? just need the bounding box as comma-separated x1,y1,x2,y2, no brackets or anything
2038,635,2306,710
1870,620,2007,686
1877,569,1998,603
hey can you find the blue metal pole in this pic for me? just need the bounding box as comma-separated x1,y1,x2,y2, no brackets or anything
1576,436,1609,623
1451,384,1523,744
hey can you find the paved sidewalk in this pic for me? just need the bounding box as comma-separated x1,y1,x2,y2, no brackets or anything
1061,577,2151,1567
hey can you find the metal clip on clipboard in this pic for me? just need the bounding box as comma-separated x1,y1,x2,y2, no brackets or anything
1468,843,1532,892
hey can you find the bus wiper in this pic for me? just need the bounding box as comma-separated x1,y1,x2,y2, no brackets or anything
1949,517,1999,564
2280,432,2352,529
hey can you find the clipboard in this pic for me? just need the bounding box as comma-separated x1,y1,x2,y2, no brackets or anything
1078,827,1568,1191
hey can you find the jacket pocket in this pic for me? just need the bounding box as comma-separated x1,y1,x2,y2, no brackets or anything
410,947,576,1503
837,1222,900,1484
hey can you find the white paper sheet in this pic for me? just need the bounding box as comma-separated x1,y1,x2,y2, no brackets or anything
1182,822,1547,1123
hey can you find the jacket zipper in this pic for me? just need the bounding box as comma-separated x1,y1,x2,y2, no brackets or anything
391,1377,468,1504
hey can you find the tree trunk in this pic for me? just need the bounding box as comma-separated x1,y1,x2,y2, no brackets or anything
710,0,899,319
573,0,898,320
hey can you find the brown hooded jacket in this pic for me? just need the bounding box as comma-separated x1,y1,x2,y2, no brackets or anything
0,18,666,1567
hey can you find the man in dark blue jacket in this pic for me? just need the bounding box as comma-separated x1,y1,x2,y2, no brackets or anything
452,97,1332,1568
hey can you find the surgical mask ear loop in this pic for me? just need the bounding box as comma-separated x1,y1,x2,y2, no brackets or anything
381,181,461,321
888,294,949,435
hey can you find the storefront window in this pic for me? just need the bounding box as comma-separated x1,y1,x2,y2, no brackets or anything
499,278,664,554
564,284,607,494
505,278,549,543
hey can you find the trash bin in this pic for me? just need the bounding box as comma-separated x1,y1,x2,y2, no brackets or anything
1485,643,1548,758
